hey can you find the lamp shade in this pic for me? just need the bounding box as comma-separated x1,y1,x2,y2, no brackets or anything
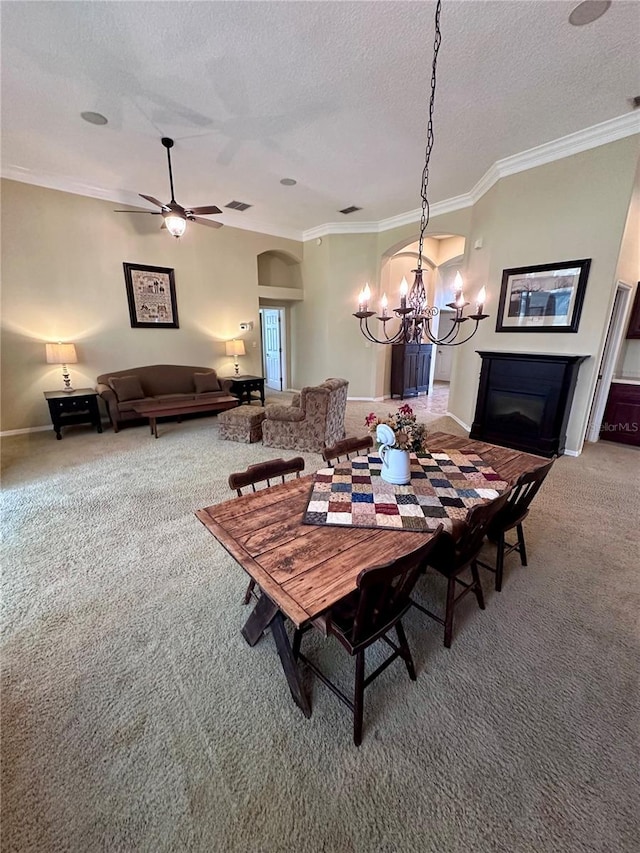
225,339,246,357
46,343,77,364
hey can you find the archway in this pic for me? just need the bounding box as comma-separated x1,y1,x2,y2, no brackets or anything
378,234,466,408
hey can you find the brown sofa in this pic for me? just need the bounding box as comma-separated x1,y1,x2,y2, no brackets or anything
262,377,349,452
96,364,233,432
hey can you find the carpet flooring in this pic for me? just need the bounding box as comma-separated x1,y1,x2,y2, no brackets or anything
1,399,639,853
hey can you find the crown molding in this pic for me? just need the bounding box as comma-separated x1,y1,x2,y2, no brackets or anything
3,113,638,244
303,112,640,241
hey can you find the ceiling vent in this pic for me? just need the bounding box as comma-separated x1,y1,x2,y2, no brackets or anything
339,205,362,215
225,200,252,211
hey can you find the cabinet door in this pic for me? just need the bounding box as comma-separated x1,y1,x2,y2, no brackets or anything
416,346,431,392
601,384,640,446
404,349,418,395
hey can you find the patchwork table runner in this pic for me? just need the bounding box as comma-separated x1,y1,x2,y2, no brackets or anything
303,451,511,533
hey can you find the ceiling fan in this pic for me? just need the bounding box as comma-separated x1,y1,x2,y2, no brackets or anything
115,137,223,238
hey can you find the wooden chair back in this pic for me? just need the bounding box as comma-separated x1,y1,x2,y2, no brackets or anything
350,529,443,645
452,491,512,568
492,457,556,531
322,435,373,465
228,457,305,496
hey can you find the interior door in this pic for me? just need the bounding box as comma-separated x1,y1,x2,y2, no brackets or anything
434,342,453,381
263,309,282,391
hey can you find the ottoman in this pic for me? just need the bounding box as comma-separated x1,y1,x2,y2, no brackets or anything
218,406,266,443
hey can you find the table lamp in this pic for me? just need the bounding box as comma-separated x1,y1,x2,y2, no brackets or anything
46,342,78,392
225,339,246,375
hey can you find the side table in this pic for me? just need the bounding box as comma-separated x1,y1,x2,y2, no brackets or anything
44,389,103,440
230,375,266,406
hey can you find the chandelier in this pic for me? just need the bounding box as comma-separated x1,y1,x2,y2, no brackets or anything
353,0,489,347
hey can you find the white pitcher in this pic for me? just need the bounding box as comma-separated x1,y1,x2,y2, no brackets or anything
380,446,411,485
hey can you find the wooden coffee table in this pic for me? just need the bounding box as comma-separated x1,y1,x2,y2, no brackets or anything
134,396,239,438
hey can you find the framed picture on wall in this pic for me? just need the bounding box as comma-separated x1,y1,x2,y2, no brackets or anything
496,259,591,333
123,262,179,329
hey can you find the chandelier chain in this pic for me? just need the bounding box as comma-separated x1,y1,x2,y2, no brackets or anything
418,0,442,271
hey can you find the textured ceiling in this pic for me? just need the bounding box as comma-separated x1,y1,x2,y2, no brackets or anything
1,1,639,236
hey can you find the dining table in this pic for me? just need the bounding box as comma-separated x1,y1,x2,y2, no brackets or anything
195,431,547,717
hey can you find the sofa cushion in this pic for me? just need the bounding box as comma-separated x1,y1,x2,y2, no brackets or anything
194,371,221,393
265,405,305,422
109,375,145,402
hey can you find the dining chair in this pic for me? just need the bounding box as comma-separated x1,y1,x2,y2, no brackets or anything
321,435,374,465
228,456,305,604
413,491,511,648
476,457,556,592
292,528,444,747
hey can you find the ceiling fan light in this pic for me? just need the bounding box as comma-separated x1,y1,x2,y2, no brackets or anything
164,214,186,238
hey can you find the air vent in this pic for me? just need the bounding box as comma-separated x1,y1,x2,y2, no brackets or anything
225,200,252,211
339,205,362,215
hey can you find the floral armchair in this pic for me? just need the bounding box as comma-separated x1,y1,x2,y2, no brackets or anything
262,378,349,452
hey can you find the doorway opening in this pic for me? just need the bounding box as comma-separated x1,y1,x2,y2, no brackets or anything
585,281,632,443
259,307,287,392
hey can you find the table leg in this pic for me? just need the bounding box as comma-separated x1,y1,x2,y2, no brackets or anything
152,418,158,439
270,612,312,718
242,593,278,646
241,594,311,718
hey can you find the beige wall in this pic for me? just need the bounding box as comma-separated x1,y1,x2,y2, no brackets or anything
3,135,638,450
447,137,639,453
294,233,381,396
0,179,302,432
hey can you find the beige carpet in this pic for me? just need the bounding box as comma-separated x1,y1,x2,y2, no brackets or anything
1,401,639,853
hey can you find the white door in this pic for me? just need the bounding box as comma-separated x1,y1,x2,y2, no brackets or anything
585,283,631,442
263,309,282,391
434,341,454,381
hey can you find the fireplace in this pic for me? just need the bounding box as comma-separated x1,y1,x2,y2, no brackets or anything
470,352,589,456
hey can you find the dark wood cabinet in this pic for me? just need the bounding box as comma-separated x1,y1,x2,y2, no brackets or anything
390,344,431,399
600,382,640,446
44,388,103,439
230,375,265,406
470,351,588,457
625,285,640,339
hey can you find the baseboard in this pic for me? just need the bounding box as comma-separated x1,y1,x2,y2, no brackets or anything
563,448,582,457
1,418,111,438
0,425,51,437
347,396,386,402
445,411,471,432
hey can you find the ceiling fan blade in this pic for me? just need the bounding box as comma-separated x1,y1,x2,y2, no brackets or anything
187,205,222,216
114,209,162,214
139,194,166,208
192,216,224,230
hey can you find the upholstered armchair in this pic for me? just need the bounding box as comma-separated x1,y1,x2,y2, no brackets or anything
262,378,349,452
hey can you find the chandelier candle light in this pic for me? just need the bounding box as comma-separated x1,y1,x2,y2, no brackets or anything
353,0,489,347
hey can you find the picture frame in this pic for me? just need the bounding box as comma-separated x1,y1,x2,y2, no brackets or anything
123,262,179,329
495,259,591,333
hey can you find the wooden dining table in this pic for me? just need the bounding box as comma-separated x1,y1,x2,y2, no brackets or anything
195,432,547,717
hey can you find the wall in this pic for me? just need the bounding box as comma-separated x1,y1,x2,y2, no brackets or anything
0,179,302,432
447,137,639,453
294,232,380,395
